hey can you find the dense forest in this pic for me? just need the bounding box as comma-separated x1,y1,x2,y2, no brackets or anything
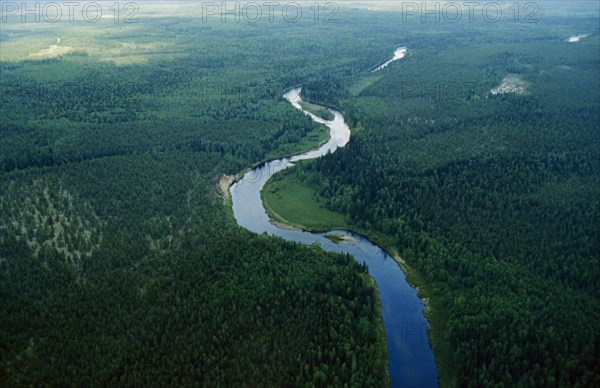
0,153,389,385
277,9,600,387
0,11,396,386
1,2,599,387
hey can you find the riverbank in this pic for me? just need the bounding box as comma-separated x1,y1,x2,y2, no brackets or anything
264,121,330,161
217,113,330,204
261,172,455,387
299,101,335,121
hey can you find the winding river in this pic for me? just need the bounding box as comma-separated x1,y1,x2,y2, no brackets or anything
230,52,438,387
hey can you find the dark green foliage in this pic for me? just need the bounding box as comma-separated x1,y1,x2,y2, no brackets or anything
0,152,388,386
2,4,600,387
284,13,600,387
0,13,395,387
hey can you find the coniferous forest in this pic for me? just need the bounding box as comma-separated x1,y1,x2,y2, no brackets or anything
1,1,599,387
270,4,600,386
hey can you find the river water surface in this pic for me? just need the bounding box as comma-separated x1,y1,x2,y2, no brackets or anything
231,82,438,387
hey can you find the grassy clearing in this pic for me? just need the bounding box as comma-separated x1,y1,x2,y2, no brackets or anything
348,74,383,96
261,173,349,231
